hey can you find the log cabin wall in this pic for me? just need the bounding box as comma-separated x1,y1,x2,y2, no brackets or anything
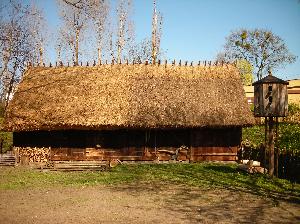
13,127,241,162
190,127,241,161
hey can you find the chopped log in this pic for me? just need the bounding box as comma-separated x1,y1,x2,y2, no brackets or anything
237,164,266,174
15,147,51,163
109,159,122,168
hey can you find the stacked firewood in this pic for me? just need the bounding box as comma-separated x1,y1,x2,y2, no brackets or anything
15,147,51,163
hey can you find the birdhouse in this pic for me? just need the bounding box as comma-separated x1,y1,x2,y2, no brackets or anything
253,72,289,117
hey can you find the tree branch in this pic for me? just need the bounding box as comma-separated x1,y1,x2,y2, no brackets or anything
62,0,83,9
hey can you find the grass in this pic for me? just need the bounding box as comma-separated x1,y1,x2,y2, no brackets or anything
0,163,299,203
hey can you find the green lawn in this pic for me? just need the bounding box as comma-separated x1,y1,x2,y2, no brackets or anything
1,163,299,203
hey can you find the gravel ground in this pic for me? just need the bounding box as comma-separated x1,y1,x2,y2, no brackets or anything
0,184,299,224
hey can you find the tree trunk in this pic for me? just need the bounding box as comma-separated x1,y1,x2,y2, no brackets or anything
75,28,79,65
151,0,157,64
97,48,101,65
39,46,44,65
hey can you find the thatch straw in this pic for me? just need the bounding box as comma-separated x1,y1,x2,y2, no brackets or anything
3,64,255,131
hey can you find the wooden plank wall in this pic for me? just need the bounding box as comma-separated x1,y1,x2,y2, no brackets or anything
190,128,241,161
254,83,288,117
14,128,241,162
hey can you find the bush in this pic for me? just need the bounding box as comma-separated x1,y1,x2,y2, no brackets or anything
284,103,300,123
277,123,300,152
243,123,300,153
0,118,13,153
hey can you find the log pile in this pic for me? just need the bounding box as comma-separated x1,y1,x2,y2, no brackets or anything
15,147,51,163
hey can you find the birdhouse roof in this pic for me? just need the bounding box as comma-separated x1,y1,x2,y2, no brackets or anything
253,75,289,85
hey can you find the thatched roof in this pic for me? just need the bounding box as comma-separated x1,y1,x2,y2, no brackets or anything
3,64,255,131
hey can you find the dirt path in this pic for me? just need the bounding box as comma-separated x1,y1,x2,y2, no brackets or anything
0,184,299,224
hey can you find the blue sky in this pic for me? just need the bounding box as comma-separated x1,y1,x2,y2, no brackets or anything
38,0,300,80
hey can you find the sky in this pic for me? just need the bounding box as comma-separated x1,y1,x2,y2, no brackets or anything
37,0,300,80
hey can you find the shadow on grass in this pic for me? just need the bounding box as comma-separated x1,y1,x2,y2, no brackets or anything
111,163,300,205
201,164,237,173
201,164,300,204
111,163,300,223
111,180,299,223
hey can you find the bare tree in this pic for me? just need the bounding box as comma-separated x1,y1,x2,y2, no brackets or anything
58,0,111,64
129,38,152,63
87,0,110,64
57,0,163,64
128,38,165,64
25,3,48,65
222,28,296,80
57,0,90,65
116,0,134,63
0,0,47,109
151,0,163,64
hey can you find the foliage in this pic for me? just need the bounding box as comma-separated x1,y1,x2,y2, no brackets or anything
0,130,12,153
222,28,296,79
243,123,300,153
242,125,265,148
236,59,253,86
0,118,12,153
288,103,300,115
277,124,300,152
0,164,299,202
0,102,5,117
284,103,300,123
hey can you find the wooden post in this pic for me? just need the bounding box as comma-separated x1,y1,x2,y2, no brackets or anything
275,117,279,177
189,130,194,162
268,116,275,177
154,129,157,155
264,117,268,174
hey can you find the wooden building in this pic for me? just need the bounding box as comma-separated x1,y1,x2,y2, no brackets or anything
253,73,289,117
3,64,255,162
244,78,300,105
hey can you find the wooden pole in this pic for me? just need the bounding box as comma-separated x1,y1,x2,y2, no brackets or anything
154,129,157,155
264,117,268,174
189,130,194,162
268,116,275,177
275,117,279,177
